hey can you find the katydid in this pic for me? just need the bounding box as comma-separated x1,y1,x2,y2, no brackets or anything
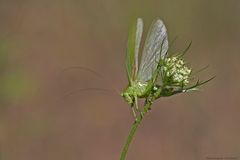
121,18,168,118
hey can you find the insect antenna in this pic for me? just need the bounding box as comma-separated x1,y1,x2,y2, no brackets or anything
58,87,118,101
58,66,121,95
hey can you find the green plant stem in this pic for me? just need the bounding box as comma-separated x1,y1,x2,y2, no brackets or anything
120,100,152,160
120,118,141,160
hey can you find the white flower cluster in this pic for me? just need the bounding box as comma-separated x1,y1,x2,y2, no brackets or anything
163,56,191,86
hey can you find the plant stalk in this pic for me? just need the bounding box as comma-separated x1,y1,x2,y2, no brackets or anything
120,117,141,160
120,100,152,160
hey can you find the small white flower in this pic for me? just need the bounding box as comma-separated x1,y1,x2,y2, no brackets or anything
172,57,177,62
162,56,191,86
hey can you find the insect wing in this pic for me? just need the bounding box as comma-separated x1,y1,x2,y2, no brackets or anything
137,19,168,82
126,18,143,84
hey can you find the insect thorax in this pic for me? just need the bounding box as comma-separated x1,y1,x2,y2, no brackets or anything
121,81,148,104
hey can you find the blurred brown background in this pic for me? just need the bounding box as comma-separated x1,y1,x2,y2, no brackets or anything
0,0,239,160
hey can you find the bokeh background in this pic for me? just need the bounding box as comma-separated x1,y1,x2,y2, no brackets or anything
0,0,239,160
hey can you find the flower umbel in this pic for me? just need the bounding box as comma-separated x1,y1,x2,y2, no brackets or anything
162,56,191,87
157,52,214,98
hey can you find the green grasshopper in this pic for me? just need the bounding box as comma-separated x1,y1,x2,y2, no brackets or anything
121,18,168,118
121,18,215,119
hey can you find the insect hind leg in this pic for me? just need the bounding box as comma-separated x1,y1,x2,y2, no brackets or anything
134,96,144,119
131,103,137,121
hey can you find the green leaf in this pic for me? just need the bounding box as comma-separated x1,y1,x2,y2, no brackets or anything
176,41,192,58
175,76,215,94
